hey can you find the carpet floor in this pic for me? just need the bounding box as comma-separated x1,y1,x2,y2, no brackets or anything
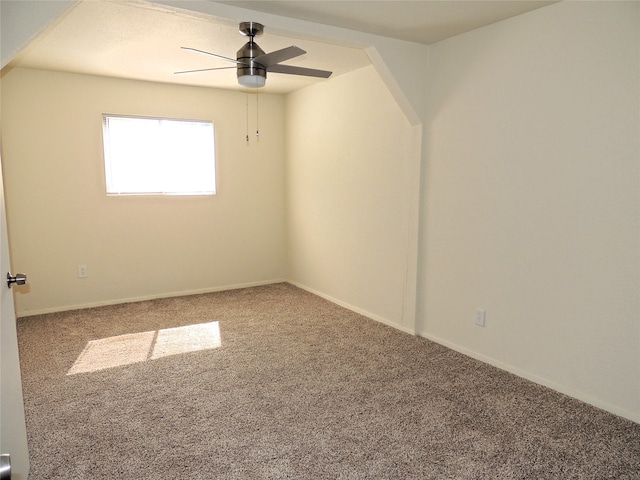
17,283,640,479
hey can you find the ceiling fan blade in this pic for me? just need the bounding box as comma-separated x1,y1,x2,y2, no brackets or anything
174,66,237,75
253,46,306,68
181,47,247,66
267,64,332,78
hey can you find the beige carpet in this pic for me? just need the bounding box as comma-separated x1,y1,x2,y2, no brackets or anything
17,283,640,479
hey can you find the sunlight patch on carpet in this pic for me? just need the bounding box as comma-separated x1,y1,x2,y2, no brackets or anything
150,322,221,360
67,321,221,375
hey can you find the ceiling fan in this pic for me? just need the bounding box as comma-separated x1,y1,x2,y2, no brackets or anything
175,21,333,88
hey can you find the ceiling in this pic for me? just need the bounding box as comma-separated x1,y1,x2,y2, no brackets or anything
7,0,557,94
220,1,557,45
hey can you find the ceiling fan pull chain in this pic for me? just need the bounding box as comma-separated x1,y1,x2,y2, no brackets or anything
256,90,260,142
246,92,250,145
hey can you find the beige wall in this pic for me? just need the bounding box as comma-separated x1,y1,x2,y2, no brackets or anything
285,65,418,333
1,68,286,315
420,1,640,421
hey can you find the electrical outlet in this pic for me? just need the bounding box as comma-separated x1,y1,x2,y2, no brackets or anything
475,309,486,327
78,265,88,278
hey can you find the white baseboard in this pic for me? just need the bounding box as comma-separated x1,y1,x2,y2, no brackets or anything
287,280,416,335
420,331,640,425
16,279,286,318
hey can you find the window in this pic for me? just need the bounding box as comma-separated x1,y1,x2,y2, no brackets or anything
102,114,216,195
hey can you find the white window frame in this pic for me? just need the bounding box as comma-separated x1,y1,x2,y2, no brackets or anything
102,114,216,196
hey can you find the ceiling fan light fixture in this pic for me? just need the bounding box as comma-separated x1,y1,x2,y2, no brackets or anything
238,74,266,88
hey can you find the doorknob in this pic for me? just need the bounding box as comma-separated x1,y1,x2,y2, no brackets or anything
6,272,26,288
0,454,10,480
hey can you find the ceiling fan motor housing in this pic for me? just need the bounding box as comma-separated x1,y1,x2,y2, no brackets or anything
237,21,267,86
237,39,266,79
